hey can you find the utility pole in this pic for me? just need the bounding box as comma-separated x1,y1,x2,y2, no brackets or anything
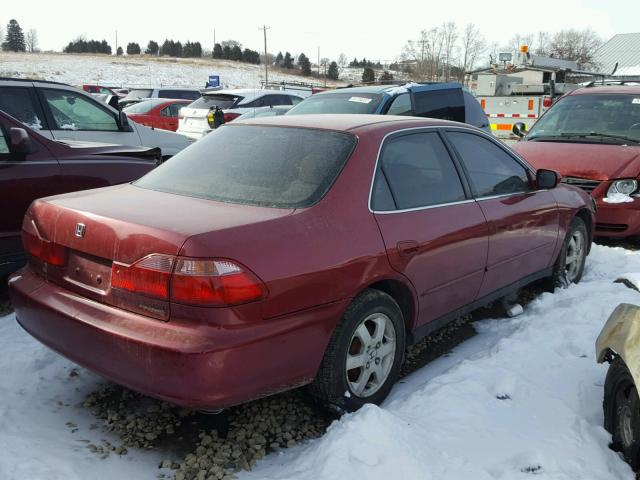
317,46,320,77
259,25,270,84
213,28,216,48
115,30,118,56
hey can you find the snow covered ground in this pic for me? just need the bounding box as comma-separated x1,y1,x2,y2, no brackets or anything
1,243,639,479
0,52,343,90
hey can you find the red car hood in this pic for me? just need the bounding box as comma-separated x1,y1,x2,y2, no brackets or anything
513,141,640,181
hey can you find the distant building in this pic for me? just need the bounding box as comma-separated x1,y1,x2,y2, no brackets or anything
594,33,640,80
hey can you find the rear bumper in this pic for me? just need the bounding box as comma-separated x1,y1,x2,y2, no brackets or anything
9,268,347,409
595,198,640,238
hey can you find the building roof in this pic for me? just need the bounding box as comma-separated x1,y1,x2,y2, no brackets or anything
594,33,640,76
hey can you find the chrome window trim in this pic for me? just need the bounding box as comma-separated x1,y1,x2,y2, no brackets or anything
368,125,535,214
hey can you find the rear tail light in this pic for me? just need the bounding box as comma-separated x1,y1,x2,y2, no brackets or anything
542,97,553,108
223,112,240,123
22,230,66,266
112,254,174,299
111,255,265,307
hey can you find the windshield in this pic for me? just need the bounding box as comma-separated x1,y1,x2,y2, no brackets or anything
188,95,241,110
527,94,640,144
135,124,357,208
287,92,383,115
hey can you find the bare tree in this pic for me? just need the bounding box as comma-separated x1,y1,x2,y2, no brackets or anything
441,22,458,81
548,28,602,67
458,23,486,80
25,28,38,53
534,32,551,56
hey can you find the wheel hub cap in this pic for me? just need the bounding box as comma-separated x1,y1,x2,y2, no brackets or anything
565,230,585,283
345,313,396,398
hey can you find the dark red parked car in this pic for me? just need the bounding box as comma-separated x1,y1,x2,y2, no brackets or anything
10,115,595,412
0,109,160,279
123,99,192,132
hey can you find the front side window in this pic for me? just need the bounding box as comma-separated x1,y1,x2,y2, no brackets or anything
372,131,466,211
413,88,465,123
136,125,356,208
386,93,412,116
448,131,531,197
0,127,10,155
42,89,118,131
527,94,640,144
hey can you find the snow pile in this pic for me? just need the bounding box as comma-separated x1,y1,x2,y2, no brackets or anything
0,52,343,90
1,244,639,479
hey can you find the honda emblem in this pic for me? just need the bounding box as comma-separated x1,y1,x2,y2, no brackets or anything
75,223,86,238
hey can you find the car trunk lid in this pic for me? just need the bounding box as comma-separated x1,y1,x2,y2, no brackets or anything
25,184,292,319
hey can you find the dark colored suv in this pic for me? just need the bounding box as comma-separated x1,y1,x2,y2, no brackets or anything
0,109,160,279
287,83,491,132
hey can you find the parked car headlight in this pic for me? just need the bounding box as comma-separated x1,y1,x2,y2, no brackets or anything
608,179,638,196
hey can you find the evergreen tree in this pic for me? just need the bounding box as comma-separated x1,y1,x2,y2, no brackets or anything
160,39,172,56
116,46,123,56
173,41,182,57
349,57,359,67
145,40,159,55
222,45,231,59
183,41,202,58
379,70,394,82
275,51,283,66
212,43,223,59
2,19,26,52
230,45,243,61
362,67,375,83
126,42,141,55
327,61,339,80
298,53,311,76
283,52,293,69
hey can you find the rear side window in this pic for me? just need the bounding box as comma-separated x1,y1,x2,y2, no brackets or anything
448,131,531,197
0,87,46,129
288,92,383,115
158,89,200,100
136,125,356,208
372,131,466,211
413,88,464,123
189,95,240,110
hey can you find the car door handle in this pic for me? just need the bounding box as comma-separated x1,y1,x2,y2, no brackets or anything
397,241,420,257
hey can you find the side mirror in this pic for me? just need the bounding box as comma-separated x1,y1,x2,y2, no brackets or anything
536,169,560,189
117,111,133,132
9,127,34,155
512,122,527,138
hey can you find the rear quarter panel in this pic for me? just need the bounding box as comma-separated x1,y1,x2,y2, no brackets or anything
549,183,595,260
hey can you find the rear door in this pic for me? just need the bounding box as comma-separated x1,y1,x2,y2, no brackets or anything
0,83,49,132
371,129,489,328
444,128,559,297
36,86,143,147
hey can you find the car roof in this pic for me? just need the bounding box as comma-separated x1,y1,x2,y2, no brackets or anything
234,113,466,132
330,85,400,94
569,86,640,96
0,77,69,87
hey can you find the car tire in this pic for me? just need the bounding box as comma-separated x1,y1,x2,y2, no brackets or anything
549,216,588,288
310,289,406,413
604,358,640,470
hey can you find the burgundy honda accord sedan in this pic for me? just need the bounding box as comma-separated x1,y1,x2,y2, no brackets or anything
10,114,595,412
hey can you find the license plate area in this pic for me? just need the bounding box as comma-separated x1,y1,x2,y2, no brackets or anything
63,250,112,294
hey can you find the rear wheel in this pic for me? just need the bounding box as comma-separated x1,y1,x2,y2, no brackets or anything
604,358,640,470
550,217,588,288
310,289,406,412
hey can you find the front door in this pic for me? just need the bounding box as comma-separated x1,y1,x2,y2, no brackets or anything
371,129,489,328
444,129,560,297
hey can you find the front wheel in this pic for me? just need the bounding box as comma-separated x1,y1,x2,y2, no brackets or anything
604,358,640,470
310,289,406,412
550,216,588,288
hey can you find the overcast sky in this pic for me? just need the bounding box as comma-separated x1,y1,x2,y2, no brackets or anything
2,0,637,61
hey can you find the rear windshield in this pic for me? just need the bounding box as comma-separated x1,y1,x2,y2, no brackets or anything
123,89,153,100
188,94,241,110
135,125,356,208
123,100,157,114
287,92,383,115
